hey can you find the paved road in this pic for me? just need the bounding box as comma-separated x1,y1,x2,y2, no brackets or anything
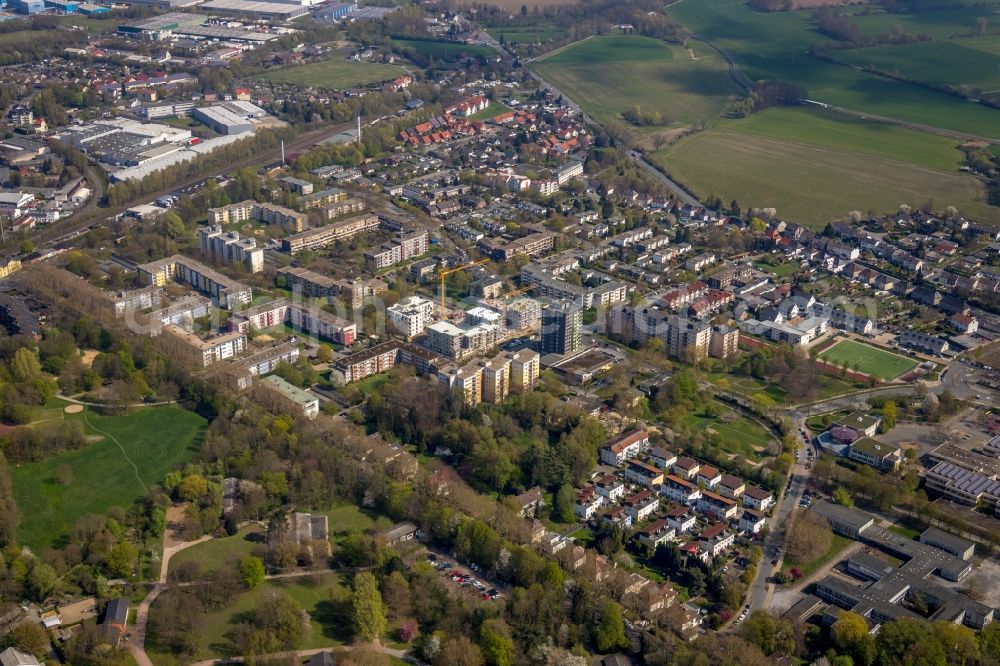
745,425,811,616
627,150,700,207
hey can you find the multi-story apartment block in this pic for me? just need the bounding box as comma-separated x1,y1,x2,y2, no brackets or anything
228,299,290,333
709,325,739,359
277,266,338,298
481,354,511,404
143,295,212,333
541,303,582,356
336,341,441,384
136,255,251,309
423,320,500,360
388,295,436,338
105,285,163,318
509,348,540,392
287,302,356,345
477,231,554,262
197,225,264,273
300,187,347,210
506,298,542,331
364,230,428,270
228,338,300,389
208,200,307,234
282,214,380,254
609,305,713,361
439,363,483,407
164,325,247,367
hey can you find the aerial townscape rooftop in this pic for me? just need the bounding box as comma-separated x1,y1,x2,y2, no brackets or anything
0,0,997,663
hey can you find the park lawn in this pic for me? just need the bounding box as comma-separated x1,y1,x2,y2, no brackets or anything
818,339,918,380
168,524,265,577
324,503,394,538
257,59,404,89
833,39,1000,91
467,101,514,121
150,573,349,661
569,527,595,546
391,38,497,60
531,35,742,127
652,126,997,228
13,404,206,552
684,401,774,457
785,532,852,580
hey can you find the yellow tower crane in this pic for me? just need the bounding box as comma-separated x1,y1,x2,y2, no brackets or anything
438,259,489,318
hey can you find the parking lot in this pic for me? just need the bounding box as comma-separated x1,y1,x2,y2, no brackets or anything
424,549,505,603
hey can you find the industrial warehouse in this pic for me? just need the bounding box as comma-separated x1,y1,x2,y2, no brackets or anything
53,104,282,181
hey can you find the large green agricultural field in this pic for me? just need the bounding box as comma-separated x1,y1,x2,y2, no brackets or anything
486,25,562,44
256,59,405,89
652,107,997,226
530,35,742,128
834,4,1000,41
833,39,1000,90
667,0,1000,138
390,38,497,60
818,339,918,379
13,403,206,552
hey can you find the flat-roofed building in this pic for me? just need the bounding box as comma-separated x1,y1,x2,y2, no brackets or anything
925,462,1000,508
364,230,428,270
197,224,264,273
282,214,380,254
164,325,247,367
300,187,346,209
509,348,540,392
477,231,553,262
228,298,290,333
336,340,441,383
287,302,356,345
261,375,319,419
136,254,251,308
848,437,902,472
480,353,511,404
439,363,483,407
388,295,435,338
277,266,338,298
836,412,882,438
104,285,163,318
920,527,975,561
228,338,300,389
709,324,739,359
